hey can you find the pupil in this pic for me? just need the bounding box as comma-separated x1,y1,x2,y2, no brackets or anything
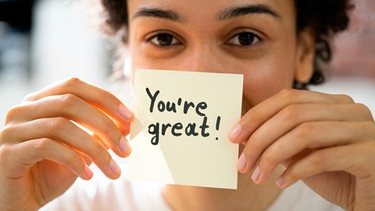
238,33,254,46
157,34,173,45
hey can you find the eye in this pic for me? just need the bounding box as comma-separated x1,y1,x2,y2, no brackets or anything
226,32,261,47
147,33,182,46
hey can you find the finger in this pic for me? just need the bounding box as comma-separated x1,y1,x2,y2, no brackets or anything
252,121,374,183
239,102,373,173
229,89,355,144
23,77,133,123
252,103,373,149
2,118,122,179
275,142,375,189
1,138,93,180
6,94,131,157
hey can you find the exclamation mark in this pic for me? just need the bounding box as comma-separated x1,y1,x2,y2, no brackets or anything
215,116,221,140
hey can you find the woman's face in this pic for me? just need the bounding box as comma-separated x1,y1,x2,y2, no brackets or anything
126,0,314,112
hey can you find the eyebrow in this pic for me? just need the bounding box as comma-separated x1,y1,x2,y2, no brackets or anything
132,7,184,22
217,4,281,21
132,4,281,23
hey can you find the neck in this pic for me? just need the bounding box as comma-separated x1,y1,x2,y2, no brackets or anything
162,166,283,211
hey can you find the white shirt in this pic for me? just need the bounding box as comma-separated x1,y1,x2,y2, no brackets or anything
41,169,344,211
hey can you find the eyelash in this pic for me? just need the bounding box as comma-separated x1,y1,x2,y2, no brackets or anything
146,31,262,48
226,32,261,47
147,32,183,47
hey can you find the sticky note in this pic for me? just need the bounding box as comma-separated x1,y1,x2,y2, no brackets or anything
128,69,243,189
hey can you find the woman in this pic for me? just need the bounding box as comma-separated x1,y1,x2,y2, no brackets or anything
1,0,374,210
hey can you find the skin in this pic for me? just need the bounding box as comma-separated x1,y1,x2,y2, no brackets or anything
0,0,374,210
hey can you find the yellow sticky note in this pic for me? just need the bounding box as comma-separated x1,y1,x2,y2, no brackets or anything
128,69,243,189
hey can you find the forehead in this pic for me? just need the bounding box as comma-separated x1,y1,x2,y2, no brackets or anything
127,0,296,23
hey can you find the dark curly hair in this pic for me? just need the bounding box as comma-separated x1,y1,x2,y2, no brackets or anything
99,0,353,89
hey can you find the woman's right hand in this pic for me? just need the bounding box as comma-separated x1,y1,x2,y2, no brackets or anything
0,78,133,210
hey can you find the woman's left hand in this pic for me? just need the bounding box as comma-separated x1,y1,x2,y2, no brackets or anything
230,89,375,211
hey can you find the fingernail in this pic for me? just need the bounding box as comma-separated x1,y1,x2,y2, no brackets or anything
119,105,133,119
251,166,261,183
229,124,242,141
276,176,285,188
237,153,247,172
110,159,121,176
83,165,93,179
119,137,131,155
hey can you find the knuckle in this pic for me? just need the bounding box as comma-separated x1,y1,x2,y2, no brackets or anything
279,105,301,121
335,94,354,103
278,89,297,102
4,104,26,124
58,77,85,94
47,117,70,133
33,139,53,155
293,122,314,139
58,94,81,109
62,77,83,89
0,144,10,159
0,125,16,143
355,103,373,120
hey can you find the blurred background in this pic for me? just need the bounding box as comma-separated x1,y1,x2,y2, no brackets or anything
0,0,118,124
0,0,375,125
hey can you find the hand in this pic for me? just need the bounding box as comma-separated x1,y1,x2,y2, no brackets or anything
0,78,133,210
230,89,375,210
